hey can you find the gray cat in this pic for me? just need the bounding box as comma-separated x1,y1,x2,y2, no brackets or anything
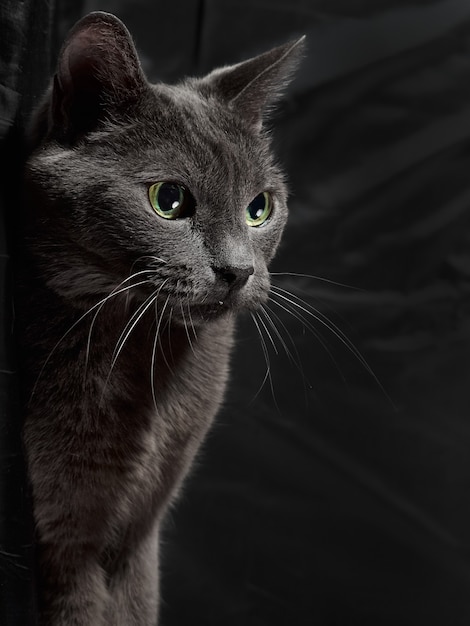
16,11,303,625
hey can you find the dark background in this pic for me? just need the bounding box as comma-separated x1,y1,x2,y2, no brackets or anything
2,1,470,624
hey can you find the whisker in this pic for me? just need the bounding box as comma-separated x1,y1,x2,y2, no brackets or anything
271,285,368,368
186,302,198,341
84,271,155,372
98,291,160,407
262,302,315,404
250,312,278,409
151,295,171,410
260,304,303,373
277,280,357,341
110,280,169,372
256,308,279,356
269,293,346,384
270,285,391,401
30,275,153,401
180,302,196,356
134,255,168,265
270,271,362,291
164,306,176,368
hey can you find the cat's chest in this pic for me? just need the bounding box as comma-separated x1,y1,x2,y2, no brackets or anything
78,313,234,520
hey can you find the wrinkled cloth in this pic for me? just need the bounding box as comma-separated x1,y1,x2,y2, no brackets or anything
154,3,470,625
3,1,470,624
0,1,55,623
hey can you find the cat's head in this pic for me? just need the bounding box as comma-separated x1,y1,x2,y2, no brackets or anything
24,12,304,323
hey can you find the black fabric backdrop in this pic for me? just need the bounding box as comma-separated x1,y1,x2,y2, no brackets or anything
2,1,470,624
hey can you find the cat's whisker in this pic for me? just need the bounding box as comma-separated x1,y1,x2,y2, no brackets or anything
31,275,154,401
271,285,370,372
151,295,171,411
250,311,278,407
163,305,176,369
134,255,168,265
180,302,196,356
262,303,315,400
98,290,160,408
272,283,353,335
260,304,298,369
268,292,347,384
256,307,279,356
270,271,362,291
269,285,390,399
84,271,156,373
102,280,170,403
110,280,170,371
186,303,198,341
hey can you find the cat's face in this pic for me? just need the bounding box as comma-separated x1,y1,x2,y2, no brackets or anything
25,12,304,324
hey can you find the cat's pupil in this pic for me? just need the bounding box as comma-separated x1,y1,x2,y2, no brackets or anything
246,192,272,226
249,194,265,219
149,181,196,220
158,183,182,212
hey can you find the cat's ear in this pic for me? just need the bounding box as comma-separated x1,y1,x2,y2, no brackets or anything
199,37,305,130
50,12,147,143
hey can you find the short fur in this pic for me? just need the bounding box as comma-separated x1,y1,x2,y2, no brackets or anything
16,12,303,625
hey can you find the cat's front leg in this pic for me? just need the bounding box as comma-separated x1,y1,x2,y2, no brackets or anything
38,542,109,626
106,524,160,626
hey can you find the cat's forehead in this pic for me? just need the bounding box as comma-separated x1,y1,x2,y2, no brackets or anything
120,82,279,192
148,82,258,147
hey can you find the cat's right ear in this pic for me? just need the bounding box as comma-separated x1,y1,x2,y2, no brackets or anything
49,12,147,144
198,37,305,131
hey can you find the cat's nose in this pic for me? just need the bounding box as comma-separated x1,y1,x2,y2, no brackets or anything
213,264,254,290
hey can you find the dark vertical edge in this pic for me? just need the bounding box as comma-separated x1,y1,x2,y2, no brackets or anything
0,0,61,623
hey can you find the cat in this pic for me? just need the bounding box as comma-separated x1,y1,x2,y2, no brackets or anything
16,11,304,626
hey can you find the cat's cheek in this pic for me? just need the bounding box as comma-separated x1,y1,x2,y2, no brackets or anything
250,214,287,264
238,271,271,311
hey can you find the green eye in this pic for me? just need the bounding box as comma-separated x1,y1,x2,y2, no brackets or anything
149,182,195,220
246,192,273,227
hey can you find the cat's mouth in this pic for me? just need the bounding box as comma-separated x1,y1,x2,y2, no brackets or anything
185,291,267,324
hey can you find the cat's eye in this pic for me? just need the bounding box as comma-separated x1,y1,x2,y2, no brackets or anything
149,182,195,220
246,192,273,227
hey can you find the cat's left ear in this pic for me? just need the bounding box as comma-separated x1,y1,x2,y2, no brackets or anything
50,12,148,142
198,37,305,130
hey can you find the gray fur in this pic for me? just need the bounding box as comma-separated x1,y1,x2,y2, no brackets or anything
17,11,303,625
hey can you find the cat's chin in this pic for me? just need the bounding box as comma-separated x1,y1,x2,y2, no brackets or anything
173,298,254,325
183,302,234,324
